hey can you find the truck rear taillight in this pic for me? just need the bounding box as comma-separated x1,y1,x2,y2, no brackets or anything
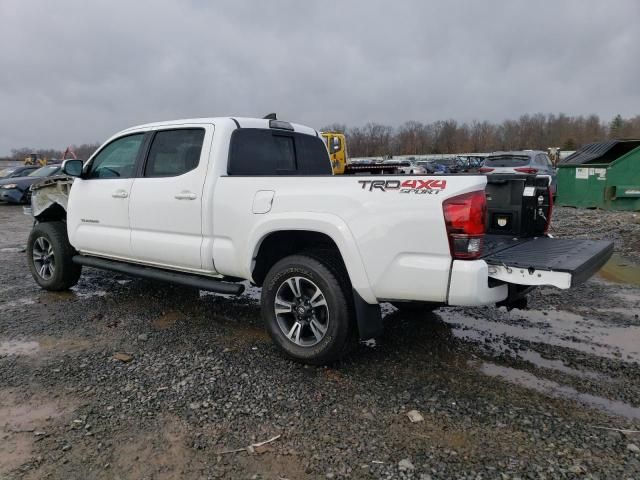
443,191,486,260
514,167,538,174
478,167,494,173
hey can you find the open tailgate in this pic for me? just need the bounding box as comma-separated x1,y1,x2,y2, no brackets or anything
483,235,613,289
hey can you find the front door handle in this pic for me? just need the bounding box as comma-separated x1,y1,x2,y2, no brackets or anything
174,191,197,200
112,190,128,199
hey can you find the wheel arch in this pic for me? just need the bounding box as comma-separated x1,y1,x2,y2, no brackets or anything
253,228,383,342
246,215,376,304
33,202,67,223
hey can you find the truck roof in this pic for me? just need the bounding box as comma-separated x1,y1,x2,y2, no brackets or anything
118,117,319,137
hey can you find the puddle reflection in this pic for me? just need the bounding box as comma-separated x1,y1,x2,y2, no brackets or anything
599,254,640,287
479,362,640,420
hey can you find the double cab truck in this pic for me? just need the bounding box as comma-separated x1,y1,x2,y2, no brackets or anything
27,116,613,364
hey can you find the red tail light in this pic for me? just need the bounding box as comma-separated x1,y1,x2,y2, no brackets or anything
478,167,494,173
514,167,538,174
442,191,486,260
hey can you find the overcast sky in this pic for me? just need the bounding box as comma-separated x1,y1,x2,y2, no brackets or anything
0,0,638,154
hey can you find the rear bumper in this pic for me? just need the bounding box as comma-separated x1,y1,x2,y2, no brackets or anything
447,260,508,306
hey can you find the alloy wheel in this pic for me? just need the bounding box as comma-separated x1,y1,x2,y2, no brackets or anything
32,237,55,280
274,276,330,347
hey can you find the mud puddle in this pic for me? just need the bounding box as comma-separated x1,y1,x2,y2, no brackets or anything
72,288,108,299
478,362,640,420
599,254,640,287
0,340,40,356
1,297,36,311
0,390,76,476
450,321,607,381
439,309,640,363
0,246,24,253
517,349,606,381
152,311,187,330
0,337,91,358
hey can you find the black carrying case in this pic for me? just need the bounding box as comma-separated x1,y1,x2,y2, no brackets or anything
484,174,552,237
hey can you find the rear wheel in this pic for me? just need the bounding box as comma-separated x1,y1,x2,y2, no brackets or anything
27,221,81,291
261,254,354,365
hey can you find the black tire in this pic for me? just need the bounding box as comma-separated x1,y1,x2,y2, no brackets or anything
27,221,82,291
391,301,440,314
261,254,354,365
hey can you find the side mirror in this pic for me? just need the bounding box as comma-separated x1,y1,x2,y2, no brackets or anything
62,159,83,177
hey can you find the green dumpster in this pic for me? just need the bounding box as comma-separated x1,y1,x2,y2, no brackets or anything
556,140,640,211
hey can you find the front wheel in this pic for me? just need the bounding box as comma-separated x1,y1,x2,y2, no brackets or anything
27,221,82,291
261,254,354,365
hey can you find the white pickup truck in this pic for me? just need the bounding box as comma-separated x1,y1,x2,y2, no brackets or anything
27,116,613,364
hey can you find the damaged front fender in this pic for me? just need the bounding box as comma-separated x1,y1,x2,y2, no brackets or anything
30,176,74,219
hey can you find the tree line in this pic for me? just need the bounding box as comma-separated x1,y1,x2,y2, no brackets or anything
2,113,639,162
2,143,101,163
322,113,640,158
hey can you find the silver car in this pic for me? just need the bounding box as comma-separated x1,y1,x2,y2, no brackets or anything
384,159,428,174
480,150,557,194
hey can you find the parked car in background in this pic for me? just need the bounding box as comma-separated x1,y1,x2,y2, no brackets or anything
397,159,428,174
416,161,450,174
455,155,485,173
480,150,557,194
0,165,39,179
432,156,462,173
0,165,63,204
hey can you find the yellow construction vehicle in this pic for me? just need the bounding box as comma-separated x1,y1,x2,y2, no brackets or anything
24,154,48,166
321,132,348,174
321,131,408,175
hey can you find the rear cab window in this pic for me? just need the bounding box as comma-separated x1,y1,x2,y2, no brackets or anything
228,128,331,175
484,155,531,167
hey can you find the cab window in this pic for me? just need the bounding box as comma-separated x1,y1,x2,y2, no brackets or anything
228,129,331,175
144,129,205,178
87,134,144,179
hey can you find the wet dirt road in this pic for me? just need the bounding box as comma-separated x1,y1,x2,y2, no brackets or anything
1,204,640,479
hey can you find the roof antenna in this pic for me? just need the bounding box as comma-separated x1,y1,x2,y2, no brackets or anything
263,113,277,120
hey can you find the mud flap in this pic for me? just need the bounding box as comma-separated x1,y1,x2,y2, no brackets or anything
353,289,383,340
483,236,614,289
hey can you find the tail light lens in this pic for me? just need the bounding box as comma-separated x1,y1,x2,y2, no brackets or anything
478,167,494,173
442,191,486,260
514,167,538,174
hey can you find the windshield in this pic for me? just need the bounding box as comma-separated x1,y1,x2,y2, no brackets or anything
28,166,60,177
484,155,530,167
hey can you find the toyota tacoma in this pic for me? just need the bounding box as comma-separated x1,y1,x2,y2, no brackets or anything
26,116,613,364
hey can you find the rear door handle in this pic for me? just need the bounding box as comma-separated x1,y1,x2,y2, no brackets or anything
174,191,197,200
112,190,128,198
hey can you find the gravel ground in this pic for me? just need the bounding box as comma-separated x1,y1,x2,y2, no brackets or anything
1,205,640,479
550,207,640,265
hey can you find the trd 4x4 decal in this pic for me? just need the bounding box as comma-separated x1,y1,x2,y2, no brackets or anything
358,179,447,194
